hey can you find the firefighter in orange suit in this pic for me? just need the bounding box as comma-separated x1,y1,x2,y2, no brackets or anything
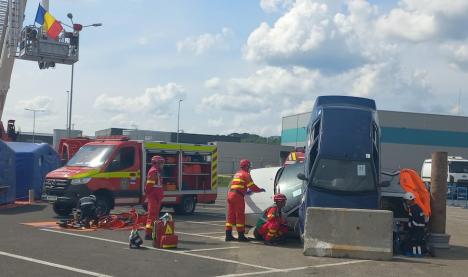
226,159,265,242
256,193,288,244
145,155,165,240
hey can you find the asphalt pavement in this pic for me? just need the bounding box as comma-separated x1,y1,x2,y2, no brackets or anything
1,190,468,277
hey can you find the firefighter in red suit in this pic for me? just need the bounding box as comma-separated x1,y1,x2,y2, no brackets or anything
145,155,165,240
226,159,265,242
256,193,288,244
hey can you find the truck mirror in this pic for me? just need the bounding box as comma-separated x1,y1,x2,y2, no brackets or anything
297,173,308,181
379,181,391,187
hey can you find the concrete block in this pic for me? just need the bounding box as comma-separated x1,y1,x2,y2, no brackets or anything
303,207,393,260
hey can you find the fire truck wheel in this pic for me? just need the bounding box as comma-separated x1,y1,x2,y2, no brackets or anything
174,196,196,215
53,202,72,217
95,196,112,216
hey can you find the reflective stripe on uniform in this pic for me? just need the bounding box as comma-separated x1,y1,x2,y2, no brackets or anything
412,221,425,227
247,182,255,188
268,229,277,233
236,224,244,227
146,224,152,229
226,223,233,227
232,178,245,183
230,185,244,189
147,180,156,184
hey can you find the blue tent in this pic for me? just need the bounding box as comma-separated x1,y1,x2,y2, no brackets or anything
0,141,16,205
7,142,60,200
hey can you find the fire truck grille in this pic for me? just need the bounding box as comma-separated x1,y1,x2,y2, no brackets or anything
43,179,70,196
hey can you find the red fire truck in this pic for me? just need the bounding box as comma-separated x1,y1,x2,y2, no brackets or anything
42,137,218,216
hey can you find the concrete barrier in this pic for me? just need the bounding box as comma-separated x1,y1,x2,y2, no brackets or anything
303,207,393,260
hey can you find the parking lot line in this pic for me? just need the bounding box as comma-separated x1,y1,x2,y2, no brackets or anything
40,228,276,271
177,231,225,240
182,246,239,253
175,231,225,240
179,220,226,227
0,250,112,277
215,260,370,277
195,231,226,235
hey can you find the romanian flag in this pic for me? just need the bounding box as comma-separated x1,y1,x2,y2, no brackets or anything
35,4,63,40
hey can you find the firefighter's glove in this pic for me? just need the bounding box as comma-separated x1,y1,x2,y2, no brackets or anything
259,188,266,193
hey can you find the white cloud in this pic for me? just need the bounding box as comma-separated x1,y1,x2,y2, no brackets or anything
94,83,186,115
17,96,53,113
244,0,385,73
202,66,320,113
177,28,233,55
376,0,468,42
204,77,221,89
260,0,293,13
441,42,468,71
376,9,436,42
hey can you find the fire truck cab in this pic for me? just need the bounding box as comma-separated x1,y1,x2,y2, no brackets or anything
42,137,218,216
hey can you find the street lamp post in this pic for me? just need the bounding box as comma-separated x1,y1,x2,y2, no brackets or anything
66,13,102,137
65,90,70,129
24,108,45,143
176,99,183,144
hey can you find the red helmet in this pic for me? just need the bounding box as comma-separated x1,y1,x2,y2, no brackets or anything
240,159,251,170
273,193,287,203
151,155,165,166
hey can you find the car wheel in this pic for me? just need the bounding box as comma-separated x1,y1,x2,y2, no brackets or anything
174,196,196,215
95,196,112,217
53,202,72,217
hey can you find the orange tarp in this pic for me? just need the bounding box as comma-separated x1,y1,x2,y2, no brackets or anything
399,169,431,217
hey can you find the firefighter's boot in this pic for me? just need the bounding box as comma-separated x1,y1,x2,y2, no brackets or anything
237,232,250,242
225,230,236,242
145,226,153,240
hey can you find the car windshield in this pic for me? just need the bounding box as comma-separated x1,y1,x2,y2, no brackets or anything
67,145,114,168
276,163,304,213
311,159,376,192
449,161,468,173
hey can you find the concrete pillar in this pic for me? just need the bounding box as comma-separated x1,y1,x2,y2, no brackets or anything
429,151,450,250
430,152,447,233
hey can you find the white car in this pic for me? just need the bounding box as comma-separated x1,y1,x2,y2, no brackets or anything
244,163,304,235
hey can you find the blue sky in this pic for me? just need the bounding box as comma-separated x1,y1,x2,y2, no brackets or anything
4,0,468,136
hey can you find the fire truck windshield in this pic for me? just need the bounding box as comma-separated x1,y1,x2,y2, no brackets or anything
67,145,115,168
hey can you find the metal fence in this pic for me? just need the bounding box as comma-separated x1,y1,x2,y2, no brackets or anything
447,185,468,208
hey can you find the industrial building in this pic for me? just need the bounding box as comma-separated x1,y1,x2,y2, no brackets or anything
212,141,293,174
281,110,468,172
95,128,241,144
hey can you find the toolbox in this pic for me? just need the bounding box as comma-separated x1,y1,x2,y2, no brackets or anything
152,215,178,248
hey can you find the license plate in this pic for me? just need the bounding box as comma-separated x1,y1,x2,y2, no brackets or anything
44,195,57,201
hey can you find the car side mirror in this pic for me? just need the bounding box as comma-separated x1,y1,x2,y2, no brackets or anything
379,181,391,187
297,173,308,181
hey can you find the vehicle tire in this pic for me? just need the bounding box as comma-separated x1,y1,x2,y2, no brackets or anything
174,196,196,215
53,202,72,217
95,195,112,217
253,228,264,241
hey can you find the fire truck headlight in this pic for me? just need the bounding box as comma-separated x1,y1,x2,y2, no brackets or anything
71,178,91,185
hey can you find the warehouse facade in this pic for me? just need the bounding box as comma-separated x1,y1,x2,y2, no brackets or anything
282,110,468,172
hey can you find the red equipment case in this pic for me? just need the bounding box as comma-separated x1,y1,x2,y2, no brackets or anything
152,218,178,249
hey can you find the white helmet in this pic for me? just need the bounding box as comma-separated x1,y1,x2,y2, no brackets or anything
403,192,416,201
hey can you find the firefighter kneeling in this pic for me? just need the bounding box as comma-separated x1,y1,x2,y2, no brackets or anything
254,193,288,244
77,195,98,228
